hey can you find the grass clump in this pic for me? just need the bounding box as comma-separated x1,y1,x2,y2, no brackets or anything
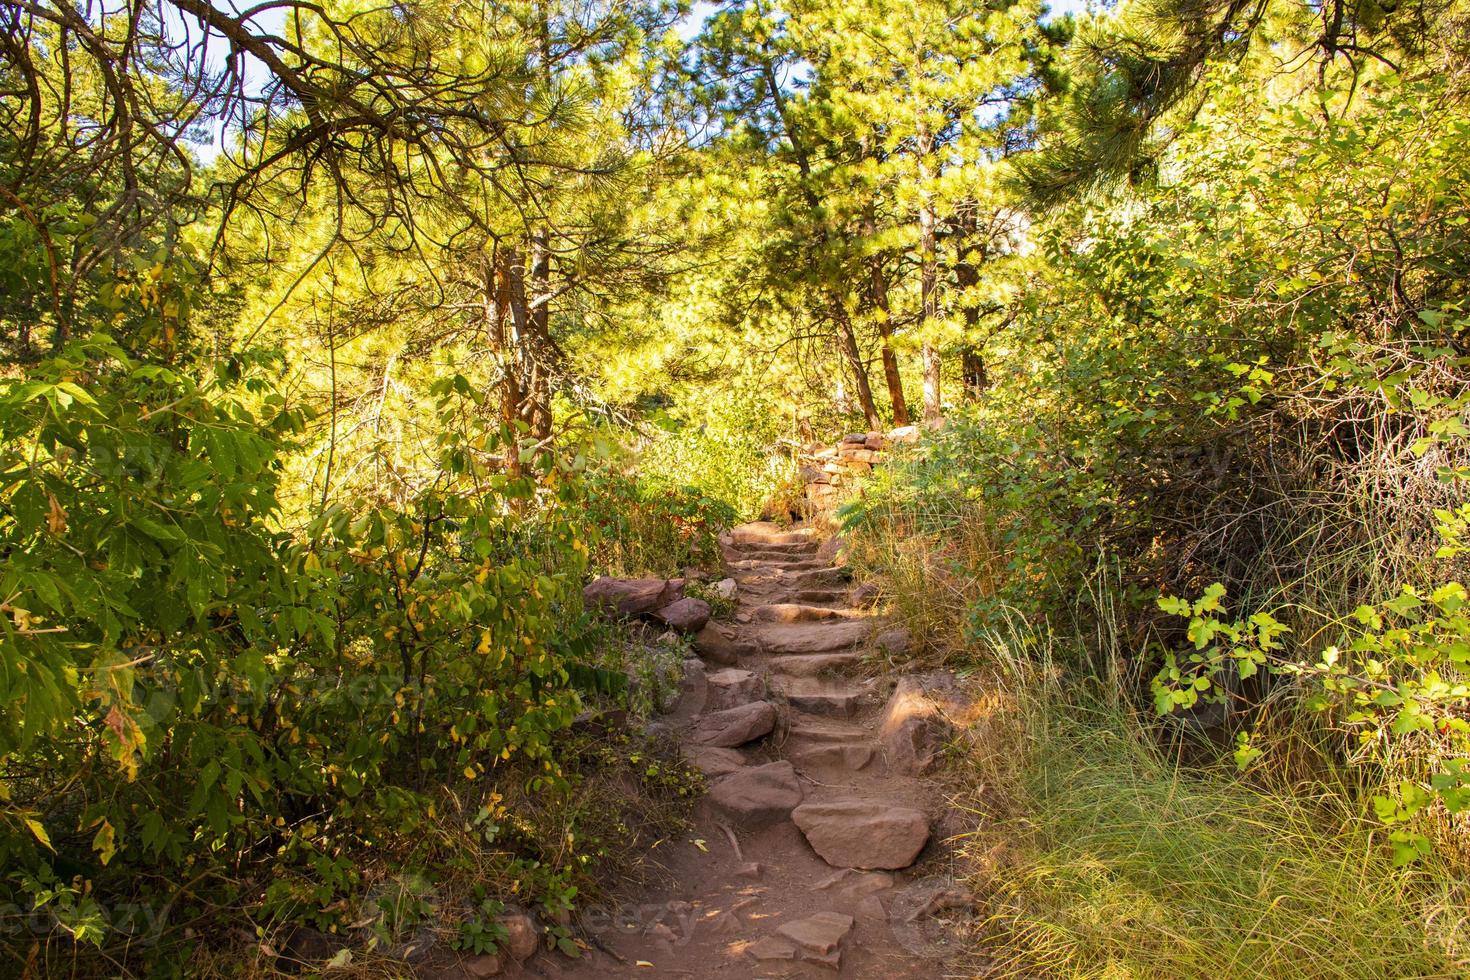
964,679,1468,978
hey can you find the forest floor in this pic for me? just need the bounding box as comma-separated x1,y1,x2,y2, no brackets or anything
533,521,975,978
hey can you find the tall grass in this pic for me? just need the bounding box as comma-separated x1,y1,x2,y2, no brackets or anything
959,650,1469,978
844,480,1470,978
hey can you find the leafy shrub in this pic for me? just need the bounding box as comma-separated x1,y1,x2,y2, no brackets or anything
0,338,678,969
577,467,736,577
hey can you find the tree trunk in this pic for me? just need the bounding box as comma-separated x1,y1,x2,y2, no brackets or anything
483,247,522,478
525,229,554,441
953,256,987,402
832,297,883,431
916,133,942,422
866,246,910,427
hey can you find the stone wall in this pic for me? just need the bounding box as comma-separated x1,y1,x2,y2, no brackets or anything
800,425,919,514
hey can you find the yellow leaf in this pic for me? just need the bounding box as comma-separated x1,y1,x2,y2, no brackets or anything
92,819,117,866
24,818,52,850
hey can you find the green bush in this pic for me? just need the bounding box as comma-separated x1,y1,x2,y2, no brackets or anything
0,338,670,968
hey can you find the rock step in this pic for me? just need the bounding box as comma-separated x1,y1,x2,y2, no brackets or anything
726,538,819,556
732,567,851,590
787,715,869,744
791,742,875,772
728,522,819,547
750,603,851,623
753,619,875,654
707,760,803,827
728,557,831,574
705,667,766,710
792,800,931,870
773,677,865,719
693,700,778,747
771,652,866,677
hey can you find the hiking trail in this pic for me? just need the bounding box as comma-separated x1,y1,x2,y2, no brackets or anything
551,520,971,978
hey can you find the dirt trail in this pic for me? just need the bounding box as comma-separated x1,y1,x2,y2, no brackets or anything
550,522,966,978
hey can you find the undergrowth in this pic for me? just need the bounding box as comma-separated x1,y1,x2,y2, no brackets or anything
967,673,1468,978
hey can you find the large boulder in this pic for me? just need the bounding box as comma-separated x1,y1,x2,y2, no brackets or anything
583,577,684,618
653,597,711,634
878,674,955,775
693,701,778,747
708,760,803,827
792,800,930,870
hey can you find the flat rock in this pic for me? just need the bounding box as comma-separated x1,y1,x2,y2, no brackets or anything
706,668,767,710
747,935,798,962
792,800,930,870
582,576,685,618
776,679,862,718
684,745,749,778
776,911,854,955
751,603,846,623
754,619,874,655
692,622,758,666
787,716,867,743
771,652,864,677
792,743,874,771
708,760,803,826
693,700,778,747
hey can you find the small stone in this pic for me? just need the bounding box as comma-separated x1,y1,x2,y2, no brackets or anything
848,581,880,607
715,577,738,599
841,432,867,444
736,862,764,878
497,912,538,961
692,700,778,747
854,895,887,923
839,872,895,900
875,626,911,657
776,911,854,955
466,952,503,977
653,596,712,634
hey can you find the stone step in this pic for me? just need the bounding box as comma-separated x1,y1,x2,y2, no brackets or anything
753,619,874,654
728,522,819,547
705,667,767,710
791,800,931,870
791,742,874,772
707,760,803,827
771,652,865,677
750,603,851,624
786,715,869,744
693,701,778,747
773,677,864,719
728,557,831,574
